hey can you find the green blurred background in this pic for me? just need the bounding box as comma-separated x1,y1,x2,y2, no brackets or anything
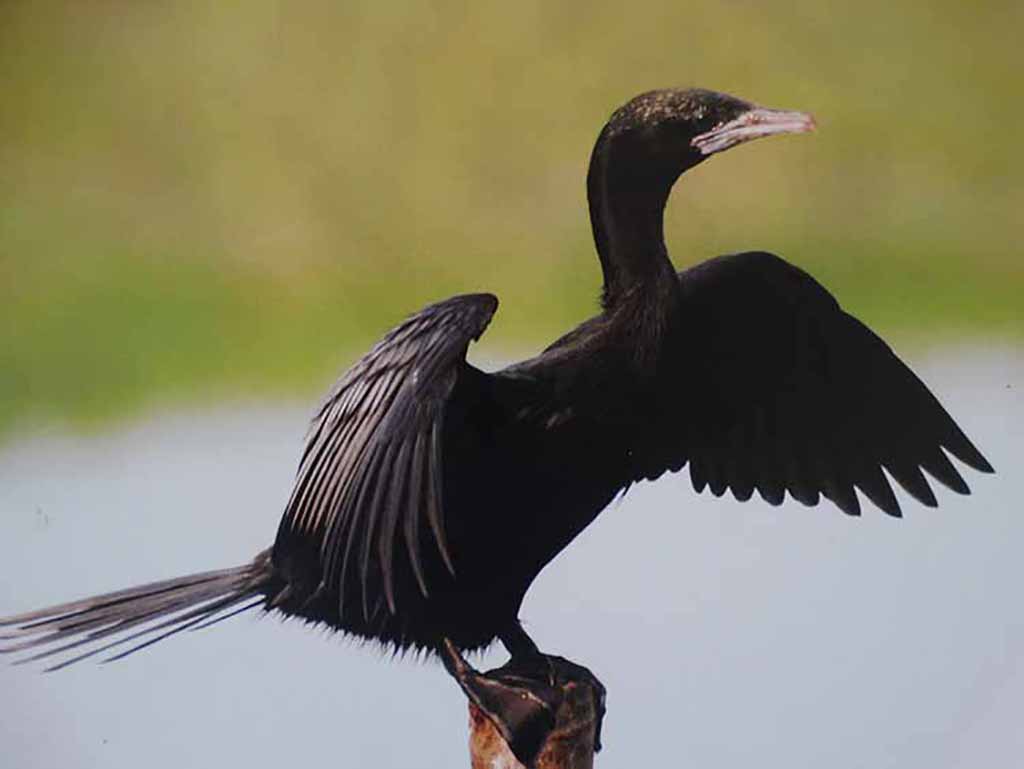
2,1,1021,438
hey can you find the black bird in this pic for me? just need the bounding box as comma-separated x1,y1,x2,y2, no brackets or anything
1,88,992,719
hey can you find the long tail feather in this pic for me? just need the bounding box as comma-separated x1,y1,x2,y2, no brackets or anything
0,549,273,670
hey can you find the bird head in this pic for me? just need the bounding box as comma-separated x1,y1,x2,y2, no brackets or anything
598,88,816,186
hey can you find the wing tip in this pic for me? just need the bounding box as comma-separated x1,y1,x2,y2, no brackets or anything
942,430,994,475
972,454,995,475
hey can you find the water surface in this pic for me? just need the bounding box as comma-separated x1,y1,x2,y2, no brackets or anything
1,347,1021,768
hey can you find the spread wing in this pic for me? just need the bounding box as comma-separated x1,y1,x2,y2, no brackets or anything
646,251,992,516
273,293,498,617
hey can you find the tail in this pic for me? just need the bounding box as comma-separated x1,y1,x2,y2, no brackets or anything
0,549,274,671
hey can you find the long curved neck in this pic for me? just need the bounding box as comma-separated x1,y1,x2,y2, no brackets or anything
587,137,680,311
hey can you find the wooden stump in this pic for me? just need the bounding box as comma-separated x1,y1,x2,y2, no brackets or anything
466,656,605,769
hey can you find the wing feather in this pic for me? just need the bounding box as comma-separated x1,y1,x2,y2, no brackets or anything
378,436,412,614
273,293,498,620
403,430,430,597
654,252,991,516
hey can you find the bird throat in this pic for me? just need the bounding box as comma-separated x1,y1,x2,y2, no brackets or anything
586,136,679,315
587,143,679,376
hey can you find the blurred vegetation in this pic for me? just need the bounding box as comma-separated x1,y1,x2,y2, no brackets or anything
1,1,1021,438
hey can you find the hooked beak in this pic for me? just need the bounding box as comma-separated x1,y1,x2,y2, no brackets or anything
691,107,816,156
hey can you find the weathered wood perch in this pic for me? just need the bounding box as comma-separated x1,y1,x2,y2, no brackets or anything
467,663,605,769
443,641,606,769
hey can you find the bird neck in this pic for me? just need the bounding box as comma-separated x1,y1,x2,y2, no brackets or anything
586,142,679,312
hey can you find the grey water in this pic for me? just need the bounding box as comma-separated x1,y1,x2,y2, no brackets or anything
1,346,1021,769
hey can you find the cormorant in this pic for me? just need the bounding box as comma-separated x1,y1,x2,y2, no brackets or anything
1,88,992,750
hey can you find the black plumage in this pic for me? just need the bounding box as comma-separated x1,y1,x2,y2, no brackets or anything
1,88,993,672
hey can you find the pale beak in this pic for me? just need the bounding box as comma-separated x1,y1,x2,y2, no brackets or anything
691,107,816,156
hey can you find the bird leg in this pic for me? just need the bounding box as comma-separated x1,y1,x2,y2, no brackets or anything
440,630,607,768
499,622,556,684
